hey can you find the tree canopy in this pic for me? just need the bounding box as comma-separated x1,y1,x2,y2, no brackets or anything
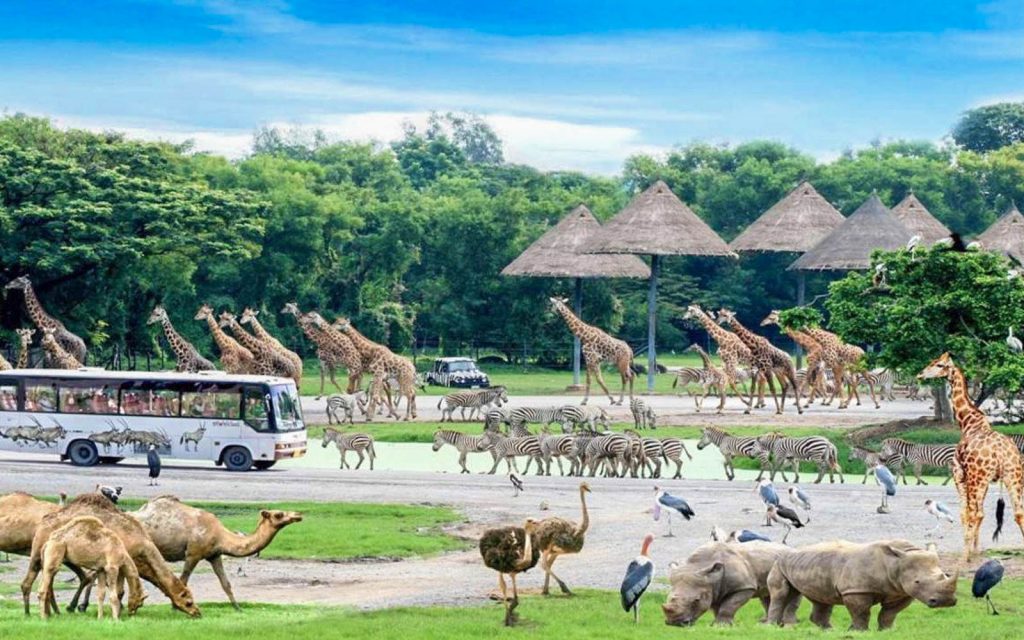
953,102,1024,153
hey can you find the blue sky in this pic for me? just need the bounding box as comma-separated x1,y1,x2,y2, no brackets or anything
1,0,1022,173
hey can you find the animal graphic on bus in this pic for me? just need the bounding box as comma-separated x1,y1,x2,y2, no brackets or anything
179,424,207,452
0,416,67,448
86,419,172,455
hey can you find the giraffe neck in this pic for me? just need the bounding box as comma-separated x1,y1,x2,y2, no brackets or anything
725,317,759,346
948,365,989,435
21,285,55,329
160,317,190,359
554,302,588,338
16,338,30,369
247,316,274,342
696,311,732,345
205,315,238,352
341,325,379,355
786,328,819,352
298,320,330,348
228,319,270,356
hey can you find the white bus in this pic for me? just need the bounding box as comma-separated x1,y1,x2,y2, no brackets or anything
0,369,307,471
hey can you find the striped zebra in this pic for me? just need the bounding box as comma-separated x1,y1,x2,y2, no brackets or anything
507,406,567,432
629,398,657,430
540,434,576,476
325,391,368,425
436,386,509,422
757,433,843,484
431,429,491,474
483,432,543,475
321,428,376,470
567,432,598,476
559,405,610,432
659,437,692,479
584,433,632,478
867,368,897,402
848,446,887,484
624,430,667,478
879,438,956,486
1008,433,1024,456
684,344,728,413
483,407,511,432
696,427,770,481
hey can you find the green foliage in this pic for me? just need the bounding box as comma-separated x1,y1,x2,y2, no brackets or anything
777,307,823,330
952,102,1024,152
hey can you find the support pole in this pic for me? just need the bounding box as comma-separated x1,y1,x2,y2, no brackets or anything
647,255,660,393
796,271,806,369
572,277,583,387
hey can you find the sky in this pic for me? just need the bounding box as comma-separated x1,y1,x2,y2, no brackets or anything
1,1,1022,174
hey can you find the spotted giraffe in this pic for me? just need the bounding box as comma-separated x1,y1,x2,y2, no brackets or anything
682,305,753,409
195,304,255,374
760,310,828,401
716,308,802,415
39,326,82,369
548,296,635,406
218,311,294,380
281,304,362,397
919,352,1024,561
837,343,880,409
15,328,35,369
331,317,417,421
0,344,11,371
239,308,303,383
148,306,215,372
797,325,850,409
4,276,87,364
684,343,727,413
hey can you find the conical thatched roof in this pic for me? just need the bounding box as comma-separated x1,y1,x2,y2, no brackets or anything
501,205,651,279
891,192,950,244
789,193,912,271
730,181,845,253
584,181,733,256
977,204,1024,264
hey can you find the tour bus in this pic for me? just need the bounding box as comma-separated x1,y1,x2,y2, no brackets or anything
0,369,306,471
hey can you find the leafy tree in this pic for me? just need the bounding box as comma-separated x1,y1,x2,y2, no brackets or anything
952,103,1024,152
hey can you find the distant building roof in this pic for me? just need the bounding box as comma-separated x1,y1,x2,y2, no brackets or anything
891,192,950,244
977,204,1024,264
731,181,845,253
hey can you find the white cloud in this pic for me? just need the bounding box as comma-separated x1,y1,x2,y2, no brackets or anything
49,114,254,158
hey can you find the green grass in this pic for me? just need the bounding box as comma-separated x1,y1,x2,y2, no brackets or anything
1,581,1019,639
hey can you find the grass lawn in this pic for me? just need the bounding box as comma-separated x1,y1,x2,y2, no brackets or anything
1,581,1018,639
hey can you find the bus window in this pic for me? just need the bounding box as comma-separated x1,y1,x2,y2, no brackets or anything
0,384,17,411
243,387,271,432
59,384,117,415
183,390,241,419
119,383,181,417
25,383,57,412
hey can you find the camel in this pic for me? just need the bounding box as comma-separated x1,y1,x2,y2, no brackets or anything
533,482,591,596
21,493,200,617
0,492,62,559
39,516,146,620
479,518,540,626
134,496,303,609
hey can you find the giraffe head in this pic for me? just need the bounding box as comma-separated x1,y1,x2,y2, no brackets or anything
334,317,352,333
682,304,703,321
917,352,955,381
194,304,213,321
147,306,168,325
301,311,325,328
16,328,34,344
281,302,301,316
548,297,569,312
4,276,31,291
760,310,780,327
715,308,736,325
41,326,57,340
217,311,237,328
239,307,260,325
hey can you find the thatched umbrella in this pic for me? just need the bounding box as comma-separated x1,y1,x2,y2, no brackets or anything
976,204,1024,264
891,192,950,244
789,193,913,272
584,181,734,392
730,181,845,364
502,205,650,386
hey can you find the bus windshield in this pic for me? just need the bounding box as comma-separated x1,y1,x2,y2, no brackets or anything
272,385,303,432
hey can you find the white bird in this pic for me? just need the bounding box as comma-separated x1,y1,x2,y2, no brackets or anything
620,534,655,624
967,241,983,251
873,263,888,288
788,486,811,511
653,486,694,537
872,463,897,513
906,235,922,260
1007,327,1022,353
933,237,954,249
924,499,955,537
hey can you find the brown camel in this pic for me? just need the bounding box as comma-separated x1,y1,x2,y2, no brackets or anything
0,492,62,558
134,496,303,609
479,518,540,626
21,493,200,617
39,516,146,620
534,482,591,596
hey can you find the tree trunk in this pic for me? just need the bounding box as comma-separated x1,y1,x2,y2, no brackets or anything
933,384,953,423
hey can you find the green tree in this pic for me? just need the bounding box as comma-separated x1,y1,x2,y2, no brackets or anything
952,102,1024,152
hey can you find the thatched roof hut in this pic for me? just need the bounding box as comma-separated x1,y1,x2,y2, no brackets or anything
789,193,912,271
501,205,650,279
730,181,845,253
977,204,1024,264
584,181,733,256
891,192,950,244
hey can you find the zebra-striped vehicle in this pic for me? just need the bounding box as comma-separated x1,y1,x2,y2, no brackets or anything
483,431,543,475
696,427,770,481
321,428,376,470
436,386,509,422
757,433,843,484
431,429,491,474
325,391,368,425
879,438,956,486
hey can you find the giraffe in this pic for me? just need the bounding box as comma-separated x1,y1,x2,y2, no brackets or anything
218,312,295,381
194,304,255,374
760,310,828,401
239,308,303,384
716,309,802,415
15,328,35,369
548,297,634,406
796,325,850,409
148,306,215,373
4,276,87,364
39,327,82,369
331,317,417,421
681,305,754,409
281,304,360,398
919,352,1024,561
684,343,727,413
0,347,10,371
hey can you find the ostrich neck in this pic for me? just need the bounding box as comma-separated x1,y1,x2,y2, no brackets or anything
219,519,282,557
515,528,534,571
948,365,988,434
574,489,590,536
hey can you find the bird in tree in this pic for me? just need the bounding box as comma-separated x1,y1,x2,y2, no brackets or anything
479,518,540,626
906,235,922,260
872,463,896,513
788,486,811,511
872,263,888,289
765,504,805,544
653,486,694,537
972,559,1004,615
620,533,655,624
924,499,955,537
1006,327,1022,353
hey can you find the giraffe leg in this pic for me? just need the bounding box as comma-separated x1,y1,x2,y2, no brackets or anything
961,479,988,561
591,364,615,405
764,372,782,414
833,365,848,408
581,364,592,405
1001,466,1024,542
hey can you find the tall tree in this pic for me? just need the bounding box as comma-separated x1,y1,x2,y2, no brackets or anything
952,103,1024,152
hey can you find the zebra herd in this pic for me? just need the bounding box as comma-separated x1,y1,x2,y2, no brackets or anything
695,427,842,484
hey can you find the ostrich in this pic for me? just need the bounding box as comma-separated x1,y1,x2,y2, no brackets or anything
533,482,591,596
479,518,540,626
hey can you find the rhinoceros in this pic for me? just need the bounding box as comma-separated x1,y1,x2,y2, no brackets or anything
662,541,798,626
766,539,958,631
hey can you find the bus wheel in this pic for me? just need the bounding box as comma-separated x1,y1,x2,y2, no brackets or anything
68,441,100,467
223,446,253,472
253,461,276,470
98,457,124,465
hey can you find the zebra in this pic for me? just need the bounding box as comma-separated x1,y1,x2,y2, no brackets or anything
559,405,610,432
507,406,568,432
431,429,491,474
848,446,887,484
483,432,543,475
1008,433,1024,456
696,427,770,481
321,428,376,470
584,433,632,478
325,391,368,425
659,437,692,479
567,432,598,476
867,368,897,401
629,397,657,430
540,434,576,476
483,407,511,432
879,438,956,486
624,430,667,478
436,386,509,422
757,433,843,484
684,344,728,413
